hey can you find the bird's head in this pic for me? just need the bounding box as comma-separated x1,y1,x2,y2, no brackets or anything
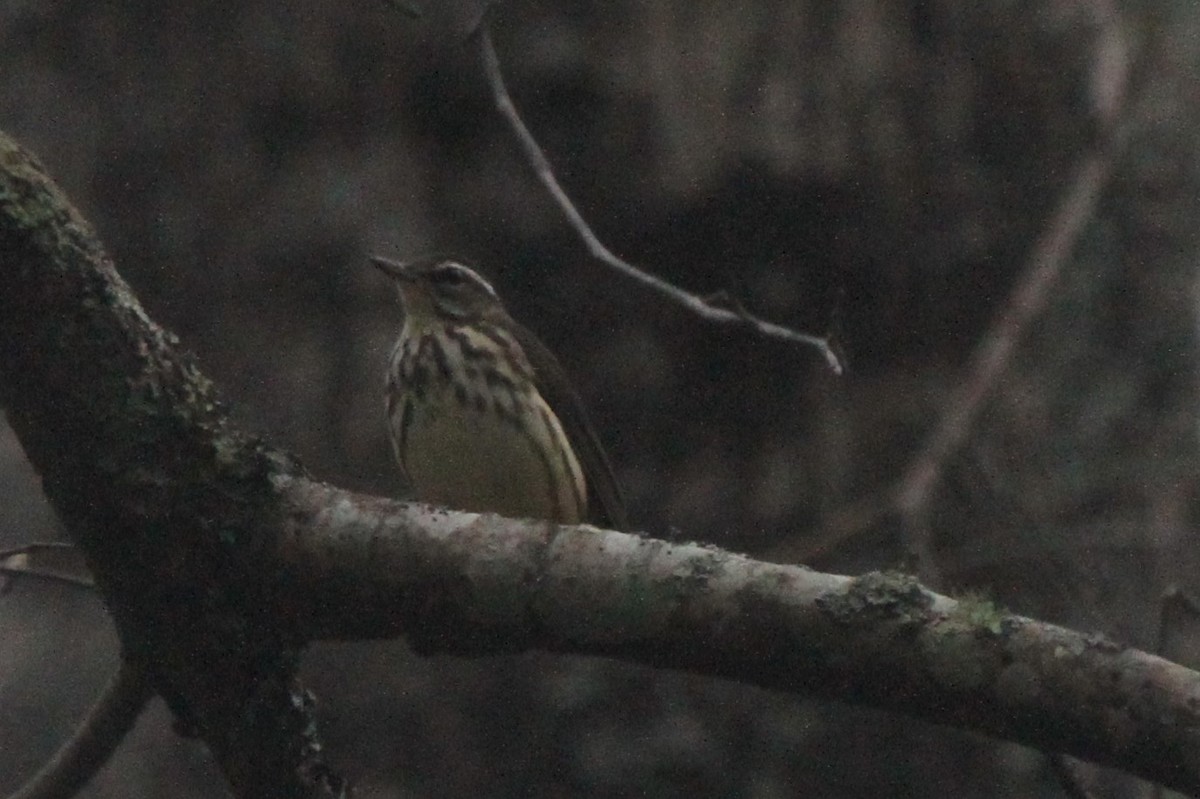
372,255,503,327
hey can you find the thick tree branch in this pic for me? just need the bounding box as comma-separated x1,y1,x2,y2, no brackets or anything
2,130,1200,796
272,479,1200,795
0,132,340,798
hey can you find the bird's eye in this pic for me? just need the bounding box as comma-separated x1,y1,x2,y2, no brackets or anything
434,267,470,286
428,261,498,301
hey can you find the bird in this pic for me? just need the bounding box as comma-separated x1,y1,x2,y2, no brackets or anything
373,255,627,530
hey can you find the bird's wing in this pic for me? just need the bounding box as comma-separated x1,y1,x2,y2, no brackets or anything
507,319,629,531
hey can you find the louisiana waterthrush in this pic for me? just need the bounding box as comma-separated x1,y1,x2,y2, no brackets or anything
373,255,627,530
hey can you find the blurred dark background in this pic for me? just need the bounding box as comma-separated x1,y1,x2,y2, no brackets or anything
3,1,1200,796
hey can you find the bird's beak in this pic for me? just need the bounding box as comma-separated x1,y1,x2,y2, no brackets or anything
370,255,414,282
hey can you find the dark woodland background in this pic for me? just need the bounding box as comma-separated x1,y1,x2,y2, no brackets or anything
3,1,1200,796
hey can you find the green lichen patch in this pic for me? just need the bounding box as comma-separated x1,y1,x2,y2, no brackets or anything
818,571,934,628
947,593,1009,637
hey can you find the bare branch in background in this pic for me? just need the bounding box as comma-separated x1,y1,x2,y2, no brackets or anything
892,131,1125,576
7,666,152,799
894,0,1133,576
784,4,1136,571
476,29,844,374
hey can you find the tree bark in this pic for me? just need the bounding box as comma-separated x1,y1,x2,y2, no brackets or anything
0,132,341,798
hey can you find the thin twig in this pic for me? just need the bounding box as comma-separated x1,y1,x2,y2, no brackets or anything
0,541,94,591
476,29,843,374
0,541,77,557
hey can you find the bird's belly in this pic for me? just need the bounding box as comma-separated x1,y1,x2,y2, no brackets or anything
399,386,585,524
